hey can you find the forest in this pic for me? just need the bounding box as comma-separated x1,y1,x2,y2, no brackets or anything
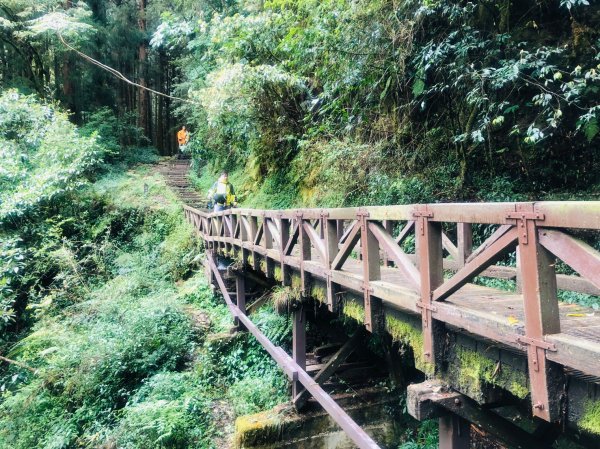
1,0,599,448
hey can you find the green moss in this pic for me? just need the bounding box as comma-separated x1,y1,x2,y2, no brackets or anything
509,381,529,400
385,315,432,375
273,266,283,282
290,273,302,291
581,400,600,436
451,347,529,401
342,300,364,324
310,282,327,304
271,286,300,315
235,410,284,447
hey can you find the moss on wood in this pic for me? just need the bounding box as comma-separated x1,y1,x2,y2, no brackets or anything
342,299,365,324
310,281,327,304
385,314,432,375
273,266,282,282
447,347,529,402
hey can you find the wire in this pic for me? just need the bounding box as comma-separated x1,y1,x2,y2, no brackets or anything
57,32,199,105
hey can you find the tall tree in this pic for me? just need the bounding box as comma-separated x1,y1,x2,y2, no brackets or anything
137,0,150,136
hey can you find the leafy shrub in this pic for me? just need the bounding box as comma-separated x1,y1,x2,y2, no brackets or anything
227,373,289,416
0,90,104,222
112,372,214,449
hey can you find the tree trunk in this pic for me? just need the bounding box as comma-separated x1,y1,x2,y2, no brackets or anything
137,0,150,139
62,0,75,115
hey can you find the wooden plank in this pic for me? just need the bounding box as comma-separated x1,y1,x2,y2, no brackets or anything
235,274,246,329
253,222,264,246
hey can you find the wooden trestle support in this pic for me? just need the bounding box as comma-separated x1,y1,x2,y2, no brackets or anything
184,201,600,448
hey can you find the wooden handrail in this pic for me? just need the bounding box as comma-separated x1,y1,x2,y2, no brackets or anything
186,201,600,423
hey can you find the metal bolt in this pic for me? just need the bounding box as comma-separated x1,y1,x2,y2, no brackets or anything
454,398,462,406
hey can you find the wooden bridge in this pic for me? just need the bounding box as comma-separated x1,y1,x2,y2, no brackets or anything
183,201,600,449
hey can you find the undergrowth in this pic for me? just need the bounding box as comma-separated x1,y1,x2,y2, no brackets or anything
0,163,290,448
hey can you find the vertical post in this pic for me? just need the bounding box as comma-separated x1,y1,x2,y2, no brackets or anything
279,216,290,286
415,208,443,368
457,223,472,268
231,213,239,260
292,307,306,400
325,218,339,264
299,214,311,294
336,220,344,243
235,273,246,330
383,220,394,267
439,414,470,449
358,210,382,333
325,216,339,312
515,247,522,293
249,216,259,271
264,217,273,249
240,215,249,265
513,204,561,422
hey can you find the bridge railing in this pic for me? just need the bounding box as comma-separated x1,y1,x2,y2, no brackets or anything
184,201,600,422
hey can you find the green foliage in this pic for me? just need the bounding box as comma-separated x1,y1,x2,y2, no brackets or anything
80,107,147,158
227,373,289,416
398,419,438,449
111,372,214,448
159,0,600,207
0,161,290,448
0,90,104,222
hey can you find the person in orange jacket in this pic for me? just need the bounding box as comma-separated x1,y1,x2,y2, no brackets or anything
177,126,190,158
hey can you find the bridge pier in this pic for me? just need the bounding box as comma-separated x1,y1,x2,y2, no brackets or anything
439,414,470,449
235,273,246,330
292,306,306,401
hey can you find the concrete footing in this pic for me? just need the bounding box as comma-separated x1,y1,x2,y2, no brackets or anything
234,388,402,449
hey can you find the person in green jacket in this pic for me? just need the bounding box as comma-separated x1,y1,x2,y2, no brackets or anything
207,171,237,212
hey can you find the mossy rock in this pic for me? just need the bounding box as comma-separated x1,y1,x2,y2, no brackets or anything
235,410,285,448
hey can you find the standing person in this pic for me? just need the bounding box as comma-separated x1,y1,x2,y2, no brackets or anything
207,171,237,212
176,126,190,158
